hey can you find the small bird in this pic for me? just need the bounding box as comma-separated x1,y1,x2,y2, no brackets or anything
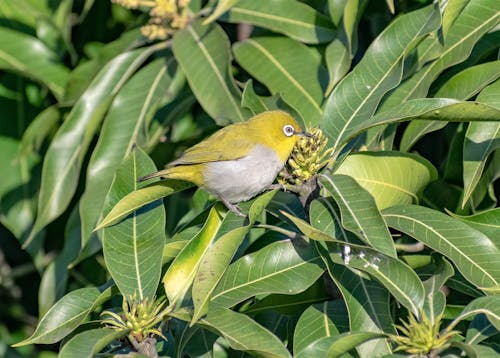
140,110,310,216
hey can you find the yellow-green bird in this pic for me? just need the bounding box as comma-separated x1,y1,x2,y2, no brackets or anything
140,110,310,216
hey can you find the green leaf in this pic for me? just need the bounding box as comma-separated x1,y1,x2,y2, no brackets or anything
383,205,500,293
58,328,128,358
448,296,500,332
400,61,500,151
222,0,336,44
421,256,454,321
27,47,156,247
212,239,325,308
447,208,500,243
79,59,174,248
284,207,425,315
163,205,224,307
13,286,115,346
192,190,277,323
381,0,499,107
466,313,499,345
335,151,438,209
173,20,250,125
102,148,165,300
201,305,292,358
321,3,441,153
94,180,193,230
18,106,60,157
203,0,241,24
319,174,396,257
462,79,500,206
293,302,341,355
233,36,326,125
0,27,69,99
296,332,385,358
0,137,40,244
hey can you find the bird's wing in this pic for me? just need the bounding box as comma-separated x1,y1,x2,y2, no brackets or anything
169,126,257,166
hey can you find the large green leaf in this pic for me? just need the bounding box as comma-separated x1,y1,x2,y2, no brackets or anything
383,205,500,293
321,3,441,153
94,180,193,230
400,61,500,151
285,207,425,315
201,305,292,358
462,79,500,206
447,208,500,244
0,27,69,99
222,0,336,44
0,137,40,244
192,190,277,323
293,302,341,355
448,296,500,332
79,59,174,248
101,149,165,300
233,37,326,125
13,286,115,346
211,239,325,308
319,174,396,257
173,20,250,125
58,328,128,358
27,47,156,247
296,332,385,358
380,0,499,107
335,151,438,209
163,205,224,307
309,198,395,357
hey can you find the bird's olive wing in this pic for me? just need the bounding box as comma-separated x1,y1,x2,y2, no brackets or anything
169,125,256,165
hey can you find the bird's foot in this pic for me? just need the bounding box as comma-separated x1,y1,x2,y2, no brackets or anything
220,197,246,217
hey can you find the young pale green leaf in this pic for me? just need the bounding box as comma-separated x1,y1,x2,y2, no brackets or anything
448,296,500,332
309,199,395,357
58,328,129,358
233,37,326,125
319,174,396,257
192,190,278,323
201,305,292,358
163,205,224,307
94,180,193,231
400,61,500,151
321,3,441,153
221,0,335,44
0,27,69,99
101,148,165,300
27,47,156,248
447,208,500,244
79,59,174,248
211,239,325,308
296,332,385,358
380,0,499,108
383,205,500,293
173,20,250,125
462,79,500,206
335,151,438,210
13,286,115,346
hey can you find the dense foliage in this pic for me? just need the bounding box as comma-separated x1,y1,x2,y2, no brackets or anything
1,0,499,357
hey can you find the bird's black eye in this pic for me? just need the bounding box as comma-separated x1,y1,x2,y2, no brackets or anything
283,124,295,137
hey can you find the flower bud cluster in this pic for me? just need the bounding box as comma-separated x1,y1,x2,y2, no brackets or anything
278,127,333,187
101,293,167,341
112,0,190,40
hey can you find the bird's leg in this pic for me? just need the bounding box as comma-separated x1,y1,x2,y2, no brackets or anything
219,196,246,217
267,183,287,191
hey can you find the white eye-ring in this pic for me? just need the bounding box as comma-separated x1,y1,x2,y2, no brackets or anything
283,124,295,137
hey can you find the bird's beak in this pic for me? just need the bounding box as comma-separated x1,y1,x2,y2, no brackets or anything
296,130,313,138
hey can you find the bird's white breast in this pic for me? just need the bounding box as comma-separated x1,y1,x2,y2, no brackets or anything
203,144,284,203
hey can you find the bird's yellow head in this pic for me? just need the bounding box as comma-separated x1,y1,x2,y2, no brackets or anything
248,110,307,163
